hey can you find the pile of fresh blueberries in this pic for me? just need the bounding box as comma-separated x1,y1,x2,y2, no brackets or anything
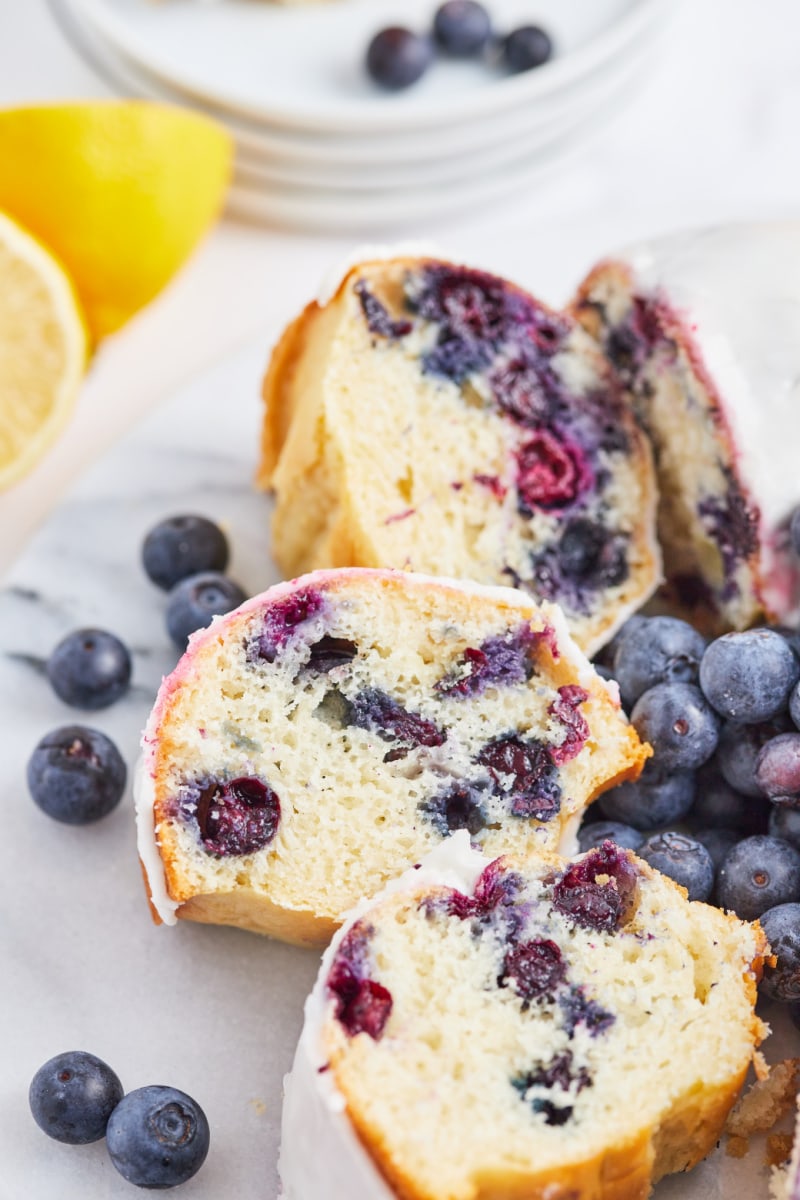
584,612,800,1011
29,1050,209,1189
26,514,247,1187
366,0,553,91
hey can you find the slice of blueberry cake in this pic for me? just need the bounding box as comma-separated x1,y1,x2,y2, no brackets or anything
573,222,800,635
257,255,661,657
280,832,767,1200
136,568,647,947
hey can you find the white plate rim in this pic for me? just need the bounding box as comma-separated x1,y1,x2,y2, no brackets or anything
69,0,671,134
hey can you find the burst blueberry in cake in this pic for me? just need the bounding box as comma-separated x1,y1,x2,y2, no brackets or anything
257,255,661,657
572,222,800,635
280,833,767,1200
136,568,647,947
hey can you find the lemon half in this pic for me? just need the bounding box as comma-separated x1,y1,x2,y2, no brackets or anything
0,210,88,490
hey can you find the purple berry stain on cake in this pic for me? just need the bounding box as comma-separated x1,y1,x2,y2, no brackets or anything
548,686,590,765
305,636,358,674
600,295,670,386
348,688,446,760
500,938,566,1006
473,473,508,501
185,776,281,856
435,625,535,698
530,519,629,615
250,587,326,663
442,857,524,925
551,841,639,932
512,1050,592,1126
698,472,759,599
560,986,615,1038
420,779,488,837
354,280,413,340
515,429,592,514
476,735,561,821
327,922,393,1040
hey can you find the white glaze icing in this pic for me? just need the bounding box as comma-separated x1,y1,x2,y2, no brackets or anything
623,222,800,534
278,832,488,1200
133,754,180,925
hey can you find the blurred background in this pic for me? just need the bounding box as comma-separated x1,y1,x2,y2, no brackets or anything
1,0,798,558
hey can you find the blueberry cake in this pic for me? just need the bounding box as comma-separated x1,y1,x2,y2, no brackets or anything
257,255,661,657
280,833,767,1200
573,222,800,635
136,568,647,947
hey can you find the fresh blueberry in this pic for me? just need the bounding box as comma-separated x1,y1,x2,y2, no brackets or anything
699,629,800,724
611,616,706,711
631,683,719,772
142,514,229,591
717,717,790,797
433,0,492,56
755,733,800,799
690,760,768,834
759,903,800,1001
597,760,696,831
770,805,800,851
165,572,247,649
774,625,800,663
638,831,714,901
693,827,741,871
29,1051,123,1144
501,24,553,73
577,820,644,853
366,27,434,90
716,835,800,920
106,1085,210,1189
27,726,127,825
47,628,131,710
790,678,800,731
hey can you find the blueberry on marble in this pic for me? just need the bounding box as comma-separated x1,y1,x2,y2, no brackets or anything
759,903,800,1002
631,683,719,772
29,1051,124,1144
420,779,488,836
755,733,800,799
716,835,800,920
433,0,492,55
637,831,714,902
47,628,131,710
693,827,741,872
366,27,434,90
790,679,800,731
476,735,561,820
106,1086,210,1189
189,776,280,856
141,514,229,591
612,616,706,711
577,820,644,853
770,805,800,850
501,25,553,72
27,725,127,825
699,629,799,724
598,760,695,831
552,841,639,932
165,571,247,649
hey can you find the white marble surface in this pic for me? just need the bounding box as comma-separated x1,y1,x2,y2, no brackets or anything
0,334,794,1200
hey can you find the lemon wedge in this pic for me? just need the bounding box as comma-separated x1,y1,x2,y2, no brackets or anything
0,102,233,342
0,210,88,489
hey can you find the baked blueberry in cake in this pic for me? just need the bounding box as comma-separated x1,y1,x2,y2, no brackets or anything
572,222,800,635
136,568,647,946
280,833,767,1200
257,255,661,657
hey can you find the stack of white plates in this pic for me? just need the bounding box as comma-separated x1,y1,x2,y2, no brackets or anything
51,0,673,232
